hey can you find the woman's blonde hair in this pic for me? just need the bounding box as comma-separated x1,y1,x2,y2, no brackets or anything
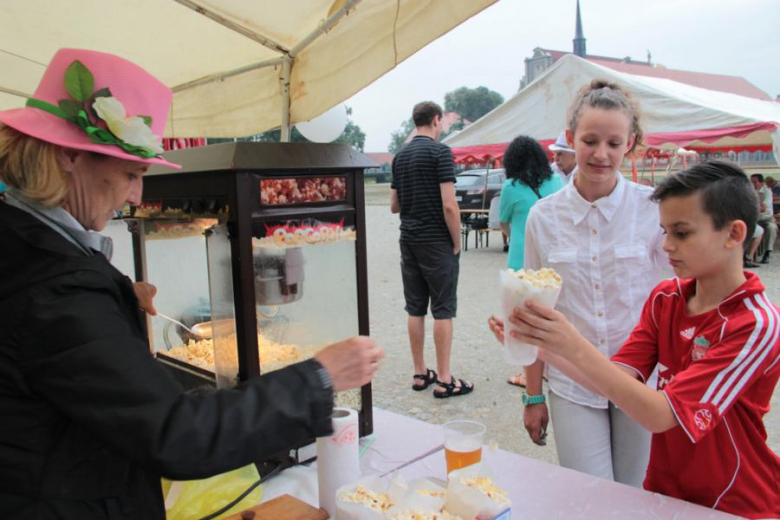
567,79,643,154
0,124,69,207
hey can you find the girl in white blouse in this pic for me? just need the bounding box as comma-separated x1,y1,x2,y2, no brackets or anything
519,80,667,486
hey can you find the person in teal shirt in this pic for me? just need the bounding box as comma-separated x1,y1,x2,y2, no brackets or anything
499,136,564,270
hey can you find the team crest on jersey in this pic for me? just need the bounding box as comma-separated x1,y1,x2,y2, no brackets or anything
694,409,713,431
691,336,711,362
680,327,695,340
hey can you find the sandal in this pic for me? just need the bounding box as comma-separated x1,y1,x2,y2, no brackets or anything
412,368,437,391
507,374,526,388
433,377,474,399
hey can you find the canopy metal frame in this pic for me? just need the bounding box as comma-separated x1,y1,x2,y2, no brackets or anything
173,0,363,142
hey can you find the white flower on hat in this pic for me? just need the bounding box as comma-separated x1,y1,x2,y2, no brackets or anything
93,96,163,154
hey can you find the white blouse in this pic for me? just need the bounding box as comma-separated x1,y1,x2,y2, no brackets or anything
524,173,667,408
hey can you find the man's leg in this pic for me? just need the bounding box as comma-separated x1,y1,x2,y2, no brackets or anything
422,243,471,395
748,236,761,261
408,315,426,376
433,318,453,384
765,219,778,252
400,242,431,384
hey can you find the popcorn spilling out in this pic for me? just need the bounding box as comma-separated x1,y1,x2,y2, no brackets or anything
500,266,563,365
505,267,562,289
340,485,394,513
456,477,511,508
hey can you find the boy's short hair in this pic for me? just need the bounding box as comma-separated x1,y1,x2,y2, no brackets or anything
751,173,765,183
651,160,757,246
412,102,443,128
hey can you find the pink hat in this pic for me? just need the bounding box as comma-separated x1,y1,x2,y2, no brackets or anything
0,48,180,169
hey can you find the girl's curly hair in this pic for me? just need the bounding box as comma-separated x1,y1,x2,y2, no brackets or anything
503,135,553,193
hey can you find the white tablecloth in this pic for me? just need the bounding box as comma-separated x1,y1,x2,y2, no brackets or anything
262,408,739,519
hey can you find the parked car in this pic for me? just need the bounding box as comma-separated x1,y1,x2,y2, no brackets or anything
454,168,506,210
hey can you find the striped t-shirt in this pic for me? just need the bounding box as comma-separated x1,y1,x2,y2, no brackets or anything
391,136,456,244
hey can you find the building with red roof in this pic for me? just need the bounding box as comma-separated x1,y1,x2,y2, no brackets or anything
520,1,771,101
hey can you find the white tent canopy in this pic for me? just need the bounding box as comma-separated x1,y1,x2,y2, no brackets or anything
0,0,495,138
444,55,780,162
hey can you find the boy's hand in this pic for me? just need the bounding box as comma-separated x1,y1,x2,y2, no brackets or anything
523,403,549,446
509,300,583,360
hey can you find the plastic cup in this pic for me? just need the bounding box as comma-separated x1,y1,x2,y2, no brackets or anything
442,420,486,474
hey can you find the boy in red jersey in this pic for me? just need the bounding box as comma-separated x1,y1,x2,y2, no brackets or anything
490,160,779,517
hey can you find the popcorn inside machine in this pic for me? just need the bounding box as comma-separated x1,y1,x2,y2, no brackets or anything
124,142,376,439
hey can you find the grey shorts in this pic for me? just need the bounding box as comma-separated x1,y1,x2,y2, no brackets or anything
400,242,459,319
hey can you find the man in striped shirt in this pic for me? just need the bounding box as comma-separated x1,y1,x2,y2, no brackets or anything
390,101,473,398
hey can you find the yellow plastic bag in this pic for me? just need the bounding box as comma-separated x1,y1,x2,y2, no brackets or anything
163,464,262,520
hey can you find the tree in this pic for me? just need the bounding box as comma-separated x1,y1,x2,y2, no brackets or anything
388,118,416,154
439,118,466,142
207,106,365,151
444,86,504,123
335,107,366,152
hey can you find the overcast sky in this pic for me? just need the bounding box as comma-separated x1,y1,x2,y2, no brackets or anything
343,0,780,153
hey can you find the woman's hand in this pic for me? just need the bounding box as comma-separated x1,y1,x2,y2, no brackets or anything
488,315,505,344
315,336,384,391
133,281,158,316
523,402,549,446
508,300,584,360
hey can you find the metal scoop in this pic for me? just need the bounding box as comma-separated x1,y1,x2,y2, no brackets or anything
156,312,210,338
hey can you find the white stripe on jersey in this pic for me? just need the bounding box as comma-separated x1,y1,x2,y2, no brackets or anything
717,294,780,414
651,289,680,328
700,295,765,404
712,416,740,509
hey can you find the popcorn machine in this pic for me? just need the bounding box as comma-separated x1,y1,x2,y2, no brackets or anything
126,142,376,437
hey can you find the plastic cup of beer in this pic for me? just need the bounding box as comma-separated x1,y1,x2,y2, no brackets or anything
442,420,486,475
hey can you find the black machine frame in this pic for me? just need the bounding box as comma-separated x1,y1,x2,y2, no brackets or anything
130,142,376,438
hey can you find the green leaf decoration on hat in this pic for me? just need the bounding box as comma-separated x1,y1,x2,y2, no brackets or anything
58,99,82,119
64,60,94,103
25,60,163,159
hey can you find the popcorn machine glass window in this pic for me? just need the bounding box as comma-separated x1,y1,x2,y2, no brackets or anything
132,142,374,436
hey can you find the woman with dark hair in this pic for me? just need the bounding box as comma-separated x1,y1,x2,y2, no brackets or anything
499,135,563,270
500,136,563,389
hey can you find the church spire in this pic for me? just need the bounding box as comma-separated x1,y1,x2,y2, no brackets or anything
573,0,587,57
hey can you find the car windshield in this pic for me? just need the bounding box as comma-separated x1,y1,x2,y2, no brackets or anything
488,173,505,185
455,175,484,188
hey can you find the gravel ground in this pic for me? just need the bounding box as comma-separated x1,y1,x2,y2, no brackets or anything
363,183,780,465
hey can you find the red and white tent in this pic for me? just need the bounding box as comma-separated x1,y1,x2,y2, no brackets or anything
444,55,780,166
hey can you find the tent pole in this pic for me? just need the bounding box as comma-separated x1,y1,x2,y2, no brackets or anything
173,57,285,93
290,0,363,57
482,160,491,210
280,56,292,142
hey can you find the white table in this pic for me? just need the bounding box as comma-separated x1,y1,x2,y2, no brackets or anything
387,432,739,519
263,408,739,519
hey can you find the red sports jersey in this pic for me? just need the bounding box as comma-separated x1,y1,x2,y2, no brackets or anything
612,272,780,518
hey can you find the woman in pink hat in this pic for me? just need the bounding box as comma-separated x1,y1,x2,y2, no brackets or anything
0,49,383,519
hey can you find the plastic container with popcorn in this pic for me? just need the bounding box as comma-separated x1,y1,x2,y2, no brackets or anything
499,267,562,365
446,463,511,520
